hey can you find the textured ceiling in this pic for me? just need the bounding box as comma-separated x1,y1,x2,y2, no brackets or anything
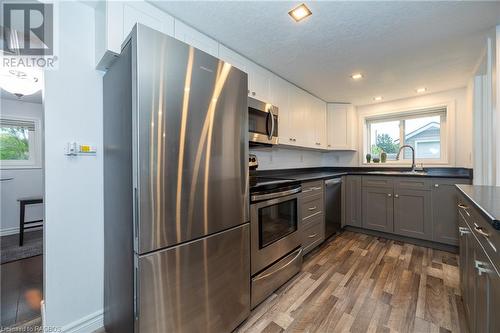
151,1,500,105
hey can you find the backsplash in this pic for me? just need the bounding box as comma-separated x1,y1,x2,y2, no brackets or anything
250,147,358,170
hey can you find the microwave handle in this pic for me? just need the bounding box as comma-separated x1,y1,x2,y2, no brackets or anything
269,107,275,140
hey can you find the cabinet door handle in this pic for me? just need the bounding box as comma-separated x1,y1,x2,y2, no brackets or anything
474,223,490,237
308,206,317,211
308,233,318,238
434,184,439,188
316,142,321,145
394,194,399,198
252,91,256,96
312,187,322,190
457,203,470,216
387,193,392,197
458,226,470,236
475,260,492,276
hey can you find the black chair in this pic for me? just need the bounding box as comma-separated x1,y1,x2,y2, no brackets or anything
18,197,43,246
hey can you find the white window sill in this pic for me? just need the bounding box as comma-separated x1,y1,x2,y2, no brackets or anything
361,161,450,167
0,165,42,170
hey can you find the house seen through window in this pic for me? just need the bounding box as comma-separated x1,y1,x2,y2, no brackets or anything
366,108,446,163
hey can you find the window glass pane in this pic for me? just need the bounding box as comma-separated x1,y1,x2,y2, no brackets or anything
0,125,30,160
369,120,400,160
404,115,441,159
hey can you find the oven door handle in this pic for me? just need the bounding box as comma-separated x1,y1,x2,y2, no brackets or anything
252,248,303,281
251,187,301,202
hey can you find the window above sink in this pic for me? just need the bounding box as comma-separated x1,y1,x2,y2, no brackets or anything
363,106,449,166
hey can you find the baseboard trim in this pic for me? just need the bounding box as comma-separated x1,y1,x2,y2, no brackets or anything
61,310,103,333
0,226,42,236
344,226,459,253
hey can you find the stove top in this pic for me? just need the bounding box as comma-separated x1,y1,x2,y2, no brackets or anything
249,176,300,193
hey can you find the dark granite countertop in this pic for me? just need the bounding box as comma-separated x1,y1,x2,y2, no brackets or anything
456,184,500,230
252,167,473,182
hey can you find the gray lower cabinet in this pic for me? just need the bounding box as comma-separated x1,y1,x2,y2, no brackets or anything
393,188,432,240
301,180,325,255
432,179,471,245
458,198,500,333
357,176,471,246
302,215,325,254
362,186,393,232
344,176,362,227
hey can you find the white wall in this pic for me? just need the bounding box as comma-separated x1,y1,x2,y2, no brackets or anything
0,99,44,235
471,26,499,186
249,147,358,170
250,147,323,170
43,1,104,332
355,87,472,168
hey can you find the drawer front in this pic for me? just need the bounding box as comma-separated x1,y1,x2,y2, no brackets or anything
362,176,394,188
302,217,325,254
394,177,431,191
458,195,500,272
301,180,324,198
302,194,323,221
251,247,302,308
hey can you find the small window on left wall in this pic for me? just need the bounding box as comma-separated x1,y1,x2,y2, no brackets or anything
0,117,41,168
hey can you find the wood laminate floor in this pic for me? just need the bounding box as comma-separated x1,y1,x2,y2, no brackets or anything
237,231,467,333
0,255,43,328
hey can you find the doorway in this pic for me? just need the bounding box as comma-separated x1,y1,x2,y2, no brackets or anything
0,70,44,328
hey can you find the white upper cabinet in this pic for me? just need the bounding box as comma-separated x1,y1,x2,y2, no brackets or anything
269,76,291,144
288,86,309,147
123,2,174,38
95,0,174,69
174,20,219,57
327,103,357,150
218,45,249,74
312,97,327,149
247,63,271,103
277,84,327,150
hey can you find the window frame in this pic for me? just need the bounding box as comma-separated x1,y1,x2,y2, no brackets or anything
361,104,452,166
0,115,42,169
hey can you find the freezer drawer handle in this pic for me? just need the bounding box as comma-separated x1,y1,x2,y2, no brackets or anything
308,206,317,211
308,233,318,238
253,248,303,281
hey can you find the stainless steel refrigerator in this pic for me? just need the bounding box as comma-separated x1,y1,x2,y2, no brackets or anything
103,24,249,333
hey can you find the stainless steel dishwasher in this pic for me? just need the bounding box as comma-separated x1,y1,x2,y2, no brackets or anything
325,178,342,239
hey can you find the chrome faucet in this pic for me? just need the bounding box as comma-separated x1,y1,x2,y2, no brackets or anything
396,144,416,171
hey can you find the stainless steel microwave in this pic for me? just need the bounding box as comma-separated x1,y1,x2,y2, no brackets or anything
248,97,278,145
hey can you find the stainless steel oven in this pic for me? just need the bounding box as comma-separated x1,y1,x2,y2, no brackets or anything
248,97,278,145
250,180,302,307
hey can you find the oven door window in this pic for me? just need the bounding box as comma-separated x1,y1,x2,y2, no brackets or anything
249,108,277,137
258,198,297,249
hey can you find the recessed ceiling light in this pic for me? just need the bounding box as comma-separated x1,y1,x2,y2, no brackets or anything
416,87,427,93
351,73,363,80
288,3,312,22
373,96,383,101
